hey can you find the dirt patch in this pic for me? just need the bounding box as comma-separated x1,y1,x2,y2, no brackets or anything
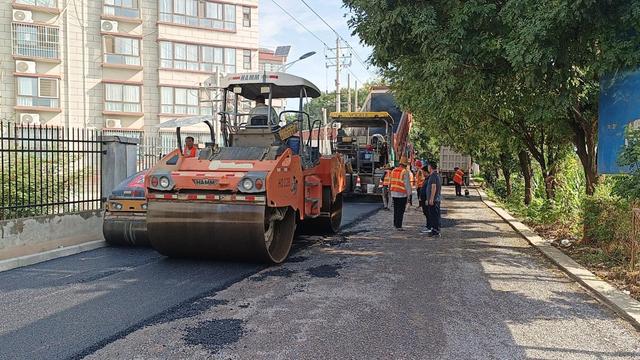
183,319,244,354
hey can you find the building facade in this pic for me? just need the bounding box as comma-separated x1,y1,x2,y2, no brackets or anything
0,0,259,131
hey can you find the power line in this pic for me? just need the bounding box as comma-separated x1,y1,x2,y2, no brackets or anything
270,0,330,49
297,0,374,75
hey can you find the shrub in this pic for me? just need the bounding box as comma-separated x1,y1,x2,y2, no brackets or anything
582,182,631,257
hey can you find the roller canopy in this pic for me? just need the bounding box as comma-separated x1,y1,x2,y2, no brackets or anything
159,115,214,128
220,72,322,99
329,112,395,128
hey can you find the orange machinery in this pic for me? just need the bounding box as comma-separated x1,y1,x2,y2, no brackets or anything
145,72,346,263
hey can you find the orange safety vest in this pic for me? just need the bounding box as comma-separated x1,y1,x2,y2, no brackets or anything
409,171,415,188
389,167,408,193
453,169,464,185
415,169,425,188
382,170,391,187
183,146,197,158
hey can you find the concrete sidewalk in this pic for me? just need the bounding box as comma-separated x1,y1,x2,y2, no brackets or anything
83,187,640,360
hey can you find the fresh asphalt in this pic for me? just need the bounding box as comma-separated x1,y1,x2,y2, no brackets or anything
3,194,640,360
0,202,381,360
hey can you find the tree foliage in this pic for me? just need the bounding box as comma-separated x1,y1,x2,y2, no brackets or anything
344,0,640,196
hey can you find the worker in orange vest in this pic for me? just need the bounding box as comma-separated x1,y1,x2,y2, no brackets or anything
380,164,392,210
183,136,197,158
453,167,465,197
390,157,412,230
408,170,415,206
414,160,426,208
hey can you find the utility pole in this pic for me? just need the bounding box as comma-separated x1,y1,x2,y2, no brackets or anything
335,37,341,112
347,73,351,112
326,38,352,113
354,80,359,111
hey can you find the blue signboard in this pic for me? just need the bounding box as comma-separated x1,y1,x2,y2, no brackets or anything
598,70,640,174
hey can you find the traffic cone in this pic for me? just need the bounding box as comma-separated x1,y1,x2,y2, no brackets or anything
355,175,362,193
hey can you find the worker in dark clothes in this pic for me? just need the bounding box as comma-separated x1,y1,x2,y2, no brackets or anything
421,161,442,237
419,164,432,231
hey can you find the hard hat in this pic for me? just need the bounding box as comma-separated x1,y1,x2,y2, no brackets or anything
415,160,423,168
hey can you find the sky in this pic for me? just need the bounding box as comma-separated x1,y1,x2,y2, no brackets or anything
259,0,377,93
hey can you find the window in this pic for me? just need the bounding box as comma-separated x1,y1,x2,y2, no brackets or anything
15,0,57,8
16,77,59,108
160,41,236,74
159,0,236,31
103,0,139,18
160,87,212,115
105,83,141,113
242,7,251,27
103,36,140,65
243,50,251,70
12,23,59,60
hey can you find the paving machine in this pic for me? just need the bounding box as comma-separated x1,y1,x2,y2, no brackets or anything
330,112,394,200
103,170,149,246
145,72,346,264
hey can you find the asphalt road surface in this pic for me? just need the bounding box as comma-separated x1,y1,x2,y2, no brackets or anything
0,202,380,360
3,192,640,359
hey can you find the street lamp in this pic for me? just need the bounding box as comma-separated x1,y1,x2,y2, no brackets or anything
280,51,316,72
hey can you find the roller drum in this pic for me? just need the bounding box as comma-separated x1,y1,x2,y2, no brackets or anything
147,201,295,263
103,216,149,246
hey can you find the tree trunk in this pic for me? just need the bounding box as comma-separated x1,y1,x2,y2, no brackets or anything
518,150,532,205
499,152,512,197
569,112,599,195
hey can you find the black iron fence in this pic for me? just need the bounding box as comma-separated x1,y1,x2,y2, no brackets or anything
102,129,211,172
0,122,102,221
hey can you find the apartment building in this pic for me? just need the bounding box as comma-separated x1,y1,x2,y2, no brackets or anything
0,0,259,131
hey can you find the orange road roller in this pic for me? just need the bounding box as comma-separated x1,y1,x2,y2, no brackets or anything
145,72,346,263
103,170,149,246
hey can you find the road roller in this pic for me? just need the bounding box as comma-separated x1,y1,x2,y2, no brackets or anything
103,170,149,246
145,72,346,263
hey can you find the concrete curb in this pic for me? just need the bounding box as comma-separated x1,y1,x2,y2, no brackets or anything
0,240,107,273
474,186,640,330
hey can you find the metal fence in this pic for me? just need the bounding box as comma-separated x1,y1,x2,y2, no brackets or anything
0,122,102,221
103,129,211,172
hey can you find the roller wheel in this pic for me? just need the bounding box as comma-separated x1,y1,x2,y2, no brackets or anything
264,207,297,263
300,192,343,235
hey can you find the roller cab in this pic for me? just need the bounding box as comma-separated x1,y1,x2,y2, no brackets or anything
145,72,345,264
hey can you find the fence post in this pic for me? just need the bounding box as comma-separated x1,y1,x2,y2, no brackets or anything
100,136,139,200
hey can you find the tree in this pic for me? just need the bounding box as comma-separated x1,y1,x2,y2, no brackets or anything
344,0,640,196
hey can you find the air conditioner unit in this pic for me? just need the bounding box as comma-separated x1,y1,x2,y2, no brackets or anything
13,10,33,23
20,113,40,126
15,60,36,74
101,20,118,32
106,119,122,128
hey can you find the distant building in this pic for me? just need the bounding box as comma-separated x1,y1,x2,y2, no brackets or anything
1,0,260,131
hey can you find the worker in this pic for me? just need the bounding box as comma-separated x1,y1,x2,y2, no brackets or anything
408,169,415,207
419,164,432,231
414,160,426,207
422,161,442,237
249,95,279,126
380,164,392,210
183,136,197,158
389,157,412,230
453,166,465,197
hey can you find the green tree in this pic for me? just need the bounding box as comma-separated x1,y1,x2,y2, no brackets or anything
344,0,640,196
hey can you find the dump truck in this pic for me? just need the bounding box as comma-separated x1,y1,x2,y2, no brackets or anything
439,146,472,185
329,112,394,199
103,170,149,246
145,72,346,264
